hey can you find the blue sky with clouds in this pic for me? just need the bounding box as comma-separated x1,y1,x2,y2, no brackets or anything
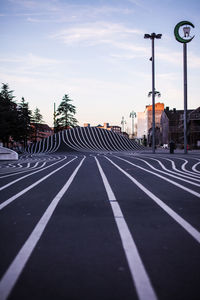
1,0,200,129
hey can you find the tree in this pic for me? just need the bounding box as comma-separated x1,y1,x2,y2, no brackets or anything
32,107,43,124
32,107,43,141
16,97,32,147
56,94,78,129
0,83,18,147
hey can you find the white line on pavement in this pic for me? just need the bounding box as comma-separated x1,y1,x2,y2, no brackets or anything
0,156,85,300
114,155,200,198
130,157,200,186
0,156,78,210
95,157,158,300
105,156,200,244
0,156,68,191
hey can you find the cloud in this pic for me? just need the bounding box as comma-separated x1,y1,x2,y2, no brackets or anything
8,0,60,11
51,22,143,46
157,50,182,65
0,53,66,79
155,48,200,69
188,53,200,68
8,1,134,23
110,41,148,53
0,53,62,66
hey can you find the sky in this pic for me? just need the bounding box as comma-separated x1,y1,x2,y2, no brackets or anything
0,0,200,131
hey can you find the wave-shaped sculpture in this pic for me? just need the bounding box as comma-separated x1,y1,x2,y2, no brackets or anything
26,127,144,154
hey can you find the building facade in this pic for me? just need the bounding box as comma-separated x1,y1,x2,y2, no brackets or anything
160,106,200,148
136,102,164,145
84,122,122,134
30,123,54,142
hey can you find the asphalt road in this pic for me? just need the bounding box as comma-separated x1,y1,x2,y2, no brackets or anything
0,151,200,300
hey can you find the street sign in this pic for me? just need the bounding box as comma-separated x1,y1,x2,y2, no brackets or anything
174,21,195,43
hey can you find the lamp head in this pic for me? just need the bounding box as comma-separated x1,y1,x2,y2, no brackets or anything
144,34,150,39
156,34,162,39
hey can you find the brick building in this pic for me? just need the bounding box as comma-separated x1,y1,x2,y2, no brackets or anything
160,106,200,148
84,122,121,135
31,123,54,142
136,102,164,145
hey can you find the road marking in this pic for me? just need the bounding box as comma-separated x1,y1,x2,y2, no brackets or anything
105,156,200,244
0,156,78,210
137,155,200,182
0,156,85,300
0,156,68,191
130,157,200,187
114,155,200,198
95,157,158,300
157,156,200,179
192,161,200,173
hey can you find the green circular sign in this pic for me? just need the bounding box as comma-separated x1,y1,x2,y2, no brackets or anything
174,21,195,43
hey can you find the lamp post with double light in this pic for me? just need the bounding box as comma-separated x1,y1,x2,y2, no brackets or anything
121,116,126,133
144,33,162,153
129,110,136,138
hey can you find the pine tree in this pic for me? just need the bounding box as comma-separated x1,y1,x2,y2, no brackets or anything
32,107,43,141
0,83,17,147
16,97,32,147
56,94,78,129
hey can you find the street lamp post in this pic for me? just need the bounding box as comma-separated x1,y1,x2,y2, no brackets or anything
144,33,162,153
130,110,136,138
121,116,126,133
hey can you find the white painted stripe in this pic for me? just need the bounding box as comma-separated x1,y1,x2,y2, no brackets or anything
95,157,158,300
131,157,200,187
139,155,200,182
0,156,68,191
17,164,23,168
0,156,77,210
181,160,189,172
157,157,200,179
192,161,200,173
95,158,116,200
0,162,47,179
30,162,39,168
115,156,200,198
105,156,200,244
0,157,85,300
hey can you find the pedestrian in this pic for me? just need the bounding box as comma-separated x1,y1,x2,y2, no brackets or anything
169,140,175,154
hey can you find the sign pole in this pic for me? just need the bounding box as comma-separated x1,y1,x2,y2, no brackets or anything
152,37,155,153
183,43,187,154
174,21,194,154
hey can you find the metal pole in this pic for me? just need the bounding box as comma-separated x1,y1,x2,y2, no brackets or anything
183,43,187,154
132,116,134,136
152,37,155,154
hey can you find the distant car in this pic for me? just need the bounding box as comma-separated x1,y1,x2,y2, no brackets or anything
162,144,168,149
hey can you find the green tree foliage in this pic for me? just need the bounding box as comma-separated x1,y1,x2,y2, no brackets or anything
0,83,18,146
16,97,33,147
56,94,78,129
0,84,34,148
32,107,43,141
32,107,43,124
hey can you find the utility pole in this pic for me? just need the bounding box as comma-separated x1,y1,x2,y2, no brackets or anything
129,110,136,138
144,32,162,154
121,116,126,133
